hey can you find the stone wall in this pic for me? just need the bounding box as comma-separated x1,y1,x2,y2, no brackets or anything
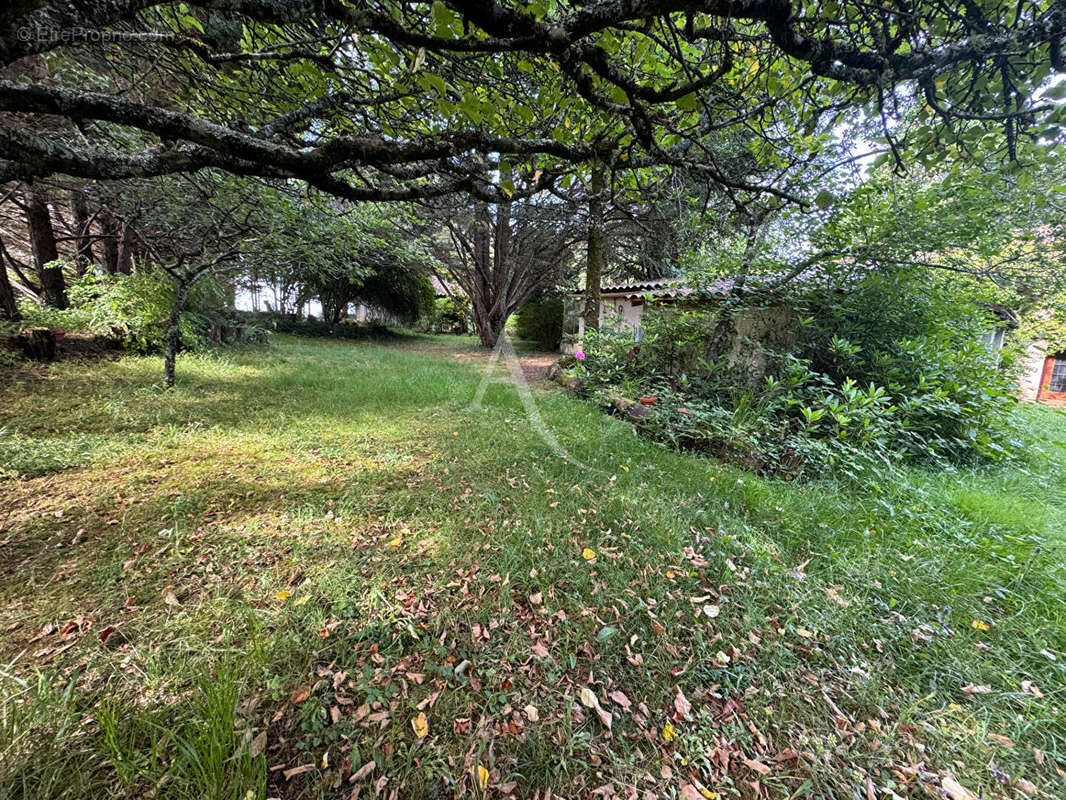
726,304,800,387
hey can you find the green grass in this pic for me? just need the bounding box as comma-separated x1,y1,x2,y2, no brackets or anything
1,334,1064,800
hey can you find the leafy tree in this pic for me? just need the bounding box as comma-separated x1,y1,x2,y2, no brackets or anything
2,1,1060,202
420,169,581,347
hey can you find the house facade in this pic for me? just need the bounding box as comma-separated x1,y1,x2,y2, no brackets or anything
1018,341,1066,403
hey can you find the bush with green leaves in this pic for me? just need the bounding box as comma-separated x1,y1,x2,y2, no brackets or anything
17,269,224,353
419,295,471,334
514,291,564,349
575,268,1019,478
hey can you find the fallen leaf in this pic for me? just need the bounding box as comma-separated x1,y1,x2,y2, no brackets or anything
97,625,117,644
249,730,267,758
961,683,991,694
743,758,772,775
275,590,292,602
523,704,539,722
582,548,596,561
674,686,692,718
577,686,598,709
941,775,978,800
715,650,730,665
474,764,489,791
594,703,612,729
987,732,1014,747
662,722,676,742
529,592,542,605
609,690,631,711
351,760,375,782
1015,778,1037,795
289,686,310,704
163,591,180,607
1021,680,1044,698
796,628,814,639
411,711,429,738
971,619,991,631
283,764,315,780
387,537,402,547
702,604,720,618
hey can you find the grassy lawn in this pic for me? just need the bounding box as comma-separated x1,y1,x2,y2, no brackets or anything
1,334,1064,800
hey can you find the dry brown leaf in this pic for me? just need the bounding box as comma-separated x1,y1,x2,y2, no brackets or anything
249,730,267,758
742,758,771,776
594,703,612,730
350,760,375,782
283,764,315,780
941,775,978,800
674,686,692,718
609,690,631,711
289,686,310,704
1015,778,1038,795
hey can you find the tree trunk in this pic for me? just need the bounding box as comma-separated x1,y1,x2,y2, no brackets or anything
0,254,18,320
100,211,121,274
71,188,95,276
582,163,606,335
27,187,67,308
116,221,134,274
471,301,506,348
163,278,192,388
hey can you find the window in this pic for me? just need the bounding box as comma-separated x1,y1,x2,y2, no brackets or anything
1049,358,1066,393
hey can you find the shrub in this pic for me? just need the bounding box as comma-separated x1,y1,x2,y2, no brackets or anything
573,268,1019,479
514,291,564,349
421,295,471,334
17,270,222,353
239,311,398,340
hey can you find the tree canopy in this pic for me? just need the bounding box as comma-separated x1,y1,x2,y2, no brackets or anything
3,1,1064,205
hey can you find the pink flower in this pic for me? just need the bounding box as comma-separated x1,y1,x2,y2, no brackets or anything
575,350,585,360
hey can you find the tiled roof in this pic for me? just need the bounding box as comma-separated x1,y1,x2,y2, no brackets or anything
596,277,736,298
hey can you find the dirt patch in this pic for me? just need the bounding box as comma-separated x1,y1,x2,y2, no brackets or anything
400,336,561,383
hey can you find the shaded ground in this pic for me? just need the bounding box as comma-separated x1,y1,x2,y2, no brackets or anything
1,335,1064,800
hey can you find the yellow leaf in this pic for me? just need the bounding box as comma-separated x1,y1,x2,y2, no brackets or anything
971,619,991,631
620,464,629,472
411,711,428,738
662,722,676,742
715,650,730,665
473,763,489,791
387,537,403,547
582,548,596,561
796,628,814,638
294,594,310,606
275,590,292,602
